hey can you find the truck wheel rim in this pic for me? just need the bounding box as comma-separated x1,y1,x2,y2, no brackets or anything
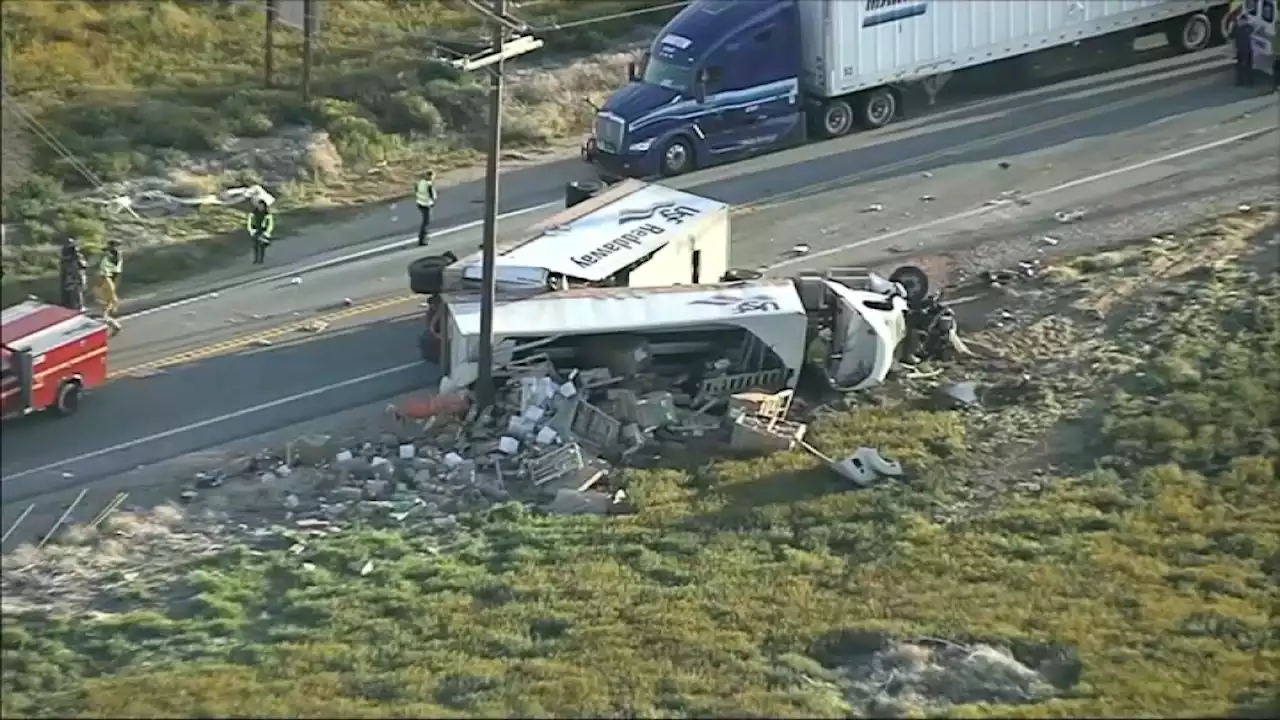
665,143,688,172
825,106,851,134
869,96,893,125
1184,16,1208,47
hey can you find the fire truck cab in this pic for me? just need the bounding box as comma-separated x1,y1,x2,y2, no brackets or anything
1,300,111,420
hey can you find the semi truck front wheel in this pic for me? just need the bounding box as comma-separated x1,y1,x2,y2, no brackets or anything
1168,12,1211,53
659,137,695,176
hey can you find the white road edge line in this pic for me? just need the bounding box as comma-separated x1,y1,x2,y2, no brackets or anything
18,126,1270,484
121,201,561,320
767,127,1276,271
2,362,422,483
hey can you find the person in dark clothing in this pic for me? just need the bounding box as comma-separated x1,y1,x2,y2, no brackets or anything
58,237,88,311
1234,20,1255,87
246,198,275,265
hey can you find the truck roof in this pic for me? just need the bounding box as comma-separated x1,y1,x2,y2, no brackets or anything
452,179,728,283
1,300,108,355
447,278,803,338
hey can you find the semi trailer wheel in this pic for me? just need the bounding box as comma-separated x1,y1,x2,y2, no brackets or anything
856,88,897,130
1210,5,1235,46
51,380,83,417
1168,12,1212,53
818,99,855,138
408,251,457,295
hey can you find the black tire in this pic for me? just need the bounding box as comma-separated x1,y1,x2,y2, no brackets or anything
889,265,930,305
51,380,82,417
1167,12,1212,53
565,180,604,208
818,98,855,139
856,88,897,130
408,253,456,295
1210,6,1234,46
658,136,695,177
721,268,763,282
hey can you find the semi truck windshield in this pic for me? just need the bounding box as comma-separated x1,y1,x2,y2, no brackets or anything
642,56,695,93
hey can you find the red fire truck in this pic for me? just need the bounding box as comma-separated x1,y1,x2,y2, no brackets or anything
1,300,111,420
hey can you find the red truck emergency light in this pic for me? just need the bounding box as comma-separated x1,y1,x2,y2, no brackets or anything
1,300,110,420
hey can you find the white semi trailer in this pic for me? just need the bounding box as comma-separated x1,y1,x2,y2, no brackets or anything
587,0,1235,178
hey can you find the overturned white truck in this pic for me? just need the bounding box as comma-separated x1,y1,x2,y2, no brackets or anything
411,179,765,363
432,268,933,397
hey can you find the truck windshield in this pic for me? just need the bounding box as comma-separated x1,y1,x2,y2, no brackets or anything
642,56,694,94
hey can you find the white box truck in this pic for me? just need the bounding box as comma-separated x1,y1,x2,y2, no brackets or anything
409,179,755,364
585,0,1234,178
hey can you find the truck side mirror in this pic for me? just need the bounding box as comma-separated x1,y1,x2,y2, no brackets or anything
627,61,637,81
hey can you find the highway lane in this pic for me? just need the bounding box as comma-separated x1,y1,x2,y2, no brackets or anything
3,52,1276,495
106,52,1239,369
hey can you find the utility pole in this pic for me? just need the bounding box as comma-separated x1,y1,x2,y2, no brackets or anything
447,1,542,406
474,0,506,408
301,0,315,102
264,0,277,89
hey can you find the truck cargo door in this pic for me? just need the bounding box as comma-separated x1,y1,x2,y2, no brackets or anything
1246,0,1277,74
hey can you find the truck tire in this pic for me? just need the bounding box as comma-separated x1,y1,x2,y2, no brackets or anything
1210,5,1235,46
1167,12,1211,53
856,89,897,130
889,265,930,305
721,268,763,282
51,380,82,418
817,99,855,139
565,180,604,208
659,136,695,176
408,252,457,295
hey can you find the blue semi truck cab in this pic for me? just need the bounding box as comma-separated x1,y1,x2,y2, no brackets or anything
585,0,806,179
584,0,1236,180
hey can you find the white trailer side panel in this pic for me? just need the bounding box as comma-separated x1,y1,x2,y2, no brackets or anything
800,0,1219,97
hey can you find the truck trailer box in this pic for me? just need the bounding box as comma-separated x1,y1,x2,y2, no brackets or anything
410,179,730,296
802,0,1224,97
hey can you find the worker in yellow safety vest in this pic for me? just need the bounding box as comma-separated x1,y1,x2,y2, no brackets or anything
415,170,438,247
246,197,275,265
97,238,124,334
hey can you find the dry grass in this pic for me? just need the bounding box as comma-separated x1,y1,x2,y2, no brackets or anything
2,209,1277,718
0,0,673,302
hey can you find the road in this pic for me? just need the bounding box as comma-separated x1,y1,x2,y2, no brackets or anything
3,50,1277,505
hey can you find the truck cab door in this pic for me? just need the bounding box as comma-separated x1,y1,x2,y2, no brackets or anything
695,65,741,156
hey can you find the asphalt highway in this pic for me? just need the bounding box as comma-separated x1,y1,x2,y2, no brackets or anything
3,50,1277,503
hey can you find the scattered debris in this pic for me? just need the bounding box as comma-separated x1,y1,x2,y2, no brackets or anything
1053,209,1086,224
864,203,885,213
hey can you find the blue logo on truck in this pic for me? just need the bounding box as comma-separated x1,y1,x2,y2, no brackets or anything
863,0,928,27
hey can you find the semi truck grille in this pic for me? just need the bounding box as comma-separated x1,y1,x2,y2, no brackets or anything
595,114,624,153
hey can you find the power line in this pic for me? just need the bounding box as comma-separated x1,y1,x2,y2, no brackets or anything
0,92,105,191
530,1,690,32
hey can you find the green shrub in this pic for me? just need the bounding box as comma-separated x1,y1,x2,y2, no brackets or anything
2,175,65,222
380,91,446,137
